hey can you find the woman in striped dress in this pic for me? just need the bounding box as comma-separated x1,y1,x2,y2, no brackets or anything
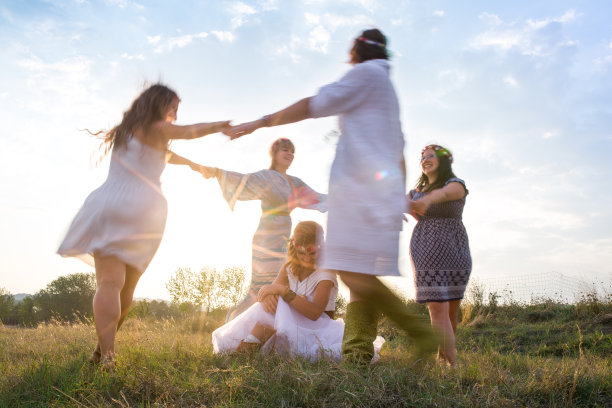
192,138,326,321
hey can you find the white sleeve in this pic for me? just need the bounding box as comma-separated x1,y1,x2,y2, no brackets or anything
309,64,374,118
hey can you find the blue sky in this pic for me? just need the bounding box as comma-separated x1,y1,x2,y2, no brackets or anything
1,0,611,301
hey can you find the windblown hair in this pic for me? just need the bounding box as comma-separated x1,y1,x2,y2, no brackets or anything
350,28,389,63
415,145,457,193
269,138,295,169
283,221,323,278
95,83,179,156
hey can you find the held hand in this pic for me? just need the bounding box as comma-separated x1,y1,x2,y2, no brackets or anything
190,164,217,179
260,294,279,314
223,119,264,140
215,120,232,133
409,199,430,217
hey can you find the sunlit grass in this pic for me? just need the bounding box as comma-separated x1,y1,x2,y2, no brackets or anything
1,295,610,407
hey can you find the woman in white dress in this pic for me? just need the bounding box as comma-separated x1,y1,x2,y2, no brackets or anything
212,221,383,361
190,138,326,322
225,29,438,363
58,83,230,368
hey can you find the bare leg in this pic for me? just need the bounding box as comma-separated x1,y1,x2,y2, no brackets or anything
92,264,141,359
93,255,126,359
448,299,461,334
250,322,277,343
427,301,456,366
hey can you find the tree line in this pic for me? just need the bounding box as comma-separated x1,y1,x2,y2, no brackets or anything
0,266,248,326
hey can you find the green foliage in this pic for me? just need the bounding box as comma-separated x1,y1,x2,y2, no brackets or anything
0,287,14,324
33,272,96,323
166,265,247,313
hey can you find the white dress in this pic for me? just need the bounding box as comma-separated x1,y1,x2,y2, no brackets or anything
309,59,406,276
57,137,168,273
211,267,384,362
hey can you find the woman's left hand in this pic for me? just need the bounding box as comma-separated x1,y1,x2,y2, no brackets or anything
260,294,279,314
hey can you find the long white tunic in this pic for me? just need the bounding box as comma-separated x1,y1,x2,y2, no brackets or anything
309,59,405,276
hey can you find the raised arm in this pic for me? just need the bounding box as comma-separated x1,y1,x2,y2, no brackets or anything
224,98,311,140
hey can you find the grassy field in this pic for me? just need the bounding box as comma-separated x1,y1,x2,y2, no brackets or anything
1,298,611,407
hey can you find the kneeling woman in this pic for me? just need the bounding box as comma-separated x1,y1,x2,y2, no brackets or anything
212,221,382,362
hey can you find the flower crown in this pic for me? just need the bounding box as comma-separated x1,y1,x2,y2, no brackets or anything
422,144,453,163
356,36,386,48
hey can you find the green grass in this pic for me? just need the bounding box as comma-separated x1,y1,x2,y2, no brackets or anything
1,300,611,407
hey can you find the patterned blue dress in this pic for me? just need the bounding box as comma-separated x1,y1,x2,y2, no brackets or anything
408,177,472,303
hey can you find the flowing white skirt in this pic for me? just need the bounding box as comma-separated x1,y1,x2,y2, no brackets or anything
212,299,384,362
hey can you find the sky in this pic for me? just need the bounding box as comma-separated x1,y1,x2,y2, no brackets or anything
1,0,611,302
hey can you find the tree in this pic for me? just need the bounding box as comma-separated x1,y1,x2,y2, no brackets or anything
0,287,14,324
166,267,202,310
34,272,96,323
166,265,248,314
217,266,248,309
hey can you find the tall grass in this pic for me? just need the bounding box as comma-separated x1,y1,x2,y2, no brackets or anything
1,294,610,407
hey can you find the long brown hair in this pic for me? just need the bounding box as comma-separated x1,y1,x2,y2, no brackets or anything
283,221,323,278
95,83,179,156
415,145,457,192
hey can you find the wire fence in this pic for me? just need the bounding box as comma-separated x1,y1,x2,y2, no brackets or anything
467,271,612,305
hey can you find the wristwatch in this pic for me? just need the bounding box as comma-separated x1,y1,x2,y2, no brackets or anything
281,288,297,303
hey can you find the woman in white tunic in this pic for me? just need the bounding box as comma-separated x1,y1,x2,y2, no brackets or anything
226,29,438,363
212,221,383,362
58,83,230,368
189,138,327,322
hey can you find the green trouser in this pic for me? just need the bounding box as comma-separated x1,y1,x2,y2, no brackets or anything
342,296,438,363
341,300,380,363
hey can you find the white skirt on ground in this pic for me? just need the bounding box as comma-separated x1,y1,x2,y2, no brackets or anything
212,299,384,363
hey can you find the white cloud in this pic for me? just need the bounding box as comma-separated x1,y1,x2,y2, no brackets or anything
229,1,257,28
309,25,331,53
433,10,445,17
153,32,209,53
305,12,320,25
391,19,402,26
147,35,161,44
275,35,303,63
211,30,235,43
542,130,558,139
503,75,518,87
120,52,144,60
470,10,580,56
304,12,370,30
479,12,502,26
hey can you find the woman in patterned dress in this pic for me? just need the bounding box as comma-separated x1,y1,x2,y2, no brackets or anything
191,138,326,321
407,144,472,366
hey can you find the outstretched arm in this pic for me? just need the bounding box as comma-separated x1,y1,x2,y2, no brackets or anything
224,98,311,140
153,120,231,141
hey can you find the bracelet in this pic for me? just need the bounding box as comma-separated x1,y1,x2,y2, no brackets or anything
281,288,297,303
260,114,271,127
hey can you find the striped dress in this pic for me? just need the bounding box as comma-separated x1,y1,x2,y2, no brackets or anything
216,169,326,313
408,177,472,303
